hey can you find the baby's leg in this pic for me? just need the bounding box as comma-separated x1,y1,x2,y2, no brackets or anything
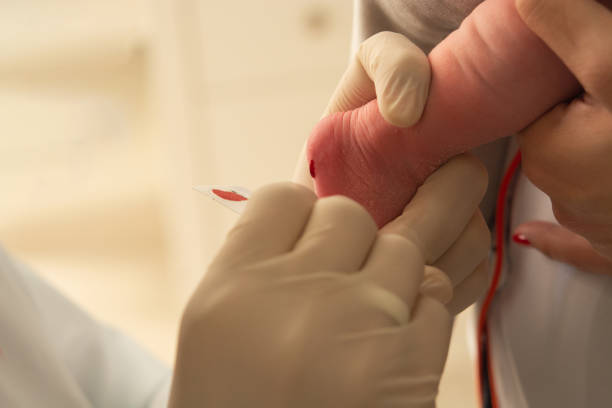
307,0,579,227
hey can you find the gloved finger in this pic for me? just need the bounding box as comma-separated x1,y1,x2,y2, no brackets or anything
292,195,378,273
376,296,452,374
513,221,612,275
432,210,490,286
403,295,452,371
325,31,431,127
214,182,316,268
410,295,452,338
381,154,488,264
445,260,489,315
360,234,425,308
516,0,612,108
341,296,451,383
419,266,453,305
293,32,430,190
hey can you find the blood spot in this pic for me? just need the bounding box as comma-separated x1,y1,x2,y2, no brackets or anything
309,160,316,178
212,189,248,201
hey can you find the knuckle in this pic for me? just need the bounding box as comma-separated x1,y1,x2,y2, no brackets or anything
424,266,453,287
515,0,551,28
367,31,406,46
394,48,428,70
363,31,427,73
383,56,428,87
381,218,423,251
422,266,454,304
380,233,424,263
253,182,316,208
387,44,427,69
319,194,376,228
181,278,244,335
417,296,452,327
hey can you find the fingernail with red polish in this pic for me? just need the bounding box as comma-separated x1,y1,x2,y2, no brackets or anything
309,160,316,178
512,233,531,246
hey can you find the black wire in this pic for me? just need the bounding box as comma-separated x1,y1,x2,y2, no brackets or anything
480,333,494,408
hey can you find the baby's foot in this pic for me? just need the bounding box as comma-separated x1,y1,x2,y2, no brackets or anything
307,100,442,227
306,0,581,228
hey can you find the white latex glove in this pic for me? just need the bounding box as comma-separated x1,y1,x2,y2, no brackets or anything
294,31,490,315
294,31,430,189
169,154,487,408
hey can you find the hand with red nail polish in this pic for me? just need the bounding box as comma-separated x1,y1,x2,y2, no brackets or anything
512,233,531,247
512,222,612,275
515,0,612,271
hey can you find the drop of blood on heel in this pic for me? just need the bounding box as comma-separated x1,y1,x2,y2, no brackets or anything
309,160,316,178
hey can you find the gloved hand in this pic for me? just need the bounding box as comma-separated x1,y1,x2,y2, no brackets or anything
293,31,430,189
325,31,431,129
294,31,490,314
169,154,487,408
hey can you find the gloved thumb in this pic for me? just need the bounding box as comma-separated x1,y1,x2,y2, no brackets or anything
324,31,431,127
512,220,612,275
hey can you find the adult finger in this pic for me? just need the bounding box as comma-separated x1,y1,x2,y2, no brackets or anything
513,221,612,275
340,296,451,395
360,234,425,307
433,210,491,286
419,266,454,305
445,260,489,315
515,0,612,107
381,154,488,263
345,296,451,374
325,31,431,127
292,195,378,273
385,297,452,375
214,182,316,268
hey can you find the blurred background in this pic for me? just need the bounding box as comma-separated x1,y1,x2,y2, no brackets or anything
0,0,477,406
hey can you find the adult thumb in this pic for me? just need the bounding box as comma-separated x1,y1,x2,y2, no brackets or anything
515,0,612,106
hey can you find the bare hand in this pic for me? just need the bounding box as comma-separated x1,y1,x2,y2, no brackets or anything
515,0,612,273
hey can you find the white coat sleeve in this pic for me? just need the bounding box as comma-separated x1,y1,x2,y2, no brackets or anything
0,245,171,408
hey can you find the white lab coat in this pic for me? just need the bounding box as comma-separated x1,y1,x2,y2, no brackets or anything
354,1,612,406
0,246,171,408
488,166,612,407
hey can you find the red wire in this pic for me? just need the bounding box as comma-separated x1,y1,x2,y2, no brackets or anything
477,151,522,408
